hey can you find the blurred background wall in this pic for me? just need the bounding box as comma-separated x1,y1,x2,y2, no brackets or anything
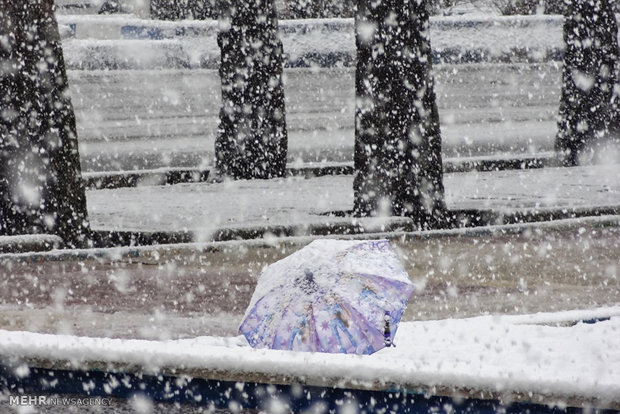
55,0,617,19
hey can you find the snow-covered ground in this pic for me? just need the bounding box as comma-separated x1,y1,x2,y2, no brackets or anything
1,307,619,407
70,64,561,172
86,164,620,235
57,14,575,172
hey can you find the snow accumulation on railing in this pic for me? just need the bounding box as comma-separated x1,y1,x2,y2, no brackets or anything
0,307,619,406
55,14,619,69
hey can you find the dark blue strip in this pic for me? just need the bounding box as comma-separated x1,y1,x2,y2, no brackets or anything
579,317,611,325
0,364,598,413
68,23,77,38
120,26,164,40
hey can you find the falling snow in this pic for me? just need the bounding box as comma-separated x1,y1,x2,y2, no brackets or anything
1,0,619,412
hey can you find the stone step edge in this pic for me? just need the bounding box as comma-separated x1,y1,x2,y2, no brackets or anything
82,153,559,190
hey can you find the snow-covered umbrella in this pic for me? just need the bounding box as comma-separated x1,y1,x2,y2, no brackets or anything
239,239,414,355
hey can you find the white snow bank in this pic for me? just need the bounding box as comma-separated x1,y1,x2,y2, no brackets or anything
1,307,619,403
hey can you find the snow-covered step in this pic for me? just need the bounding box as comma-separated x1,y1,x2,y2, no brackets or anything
82,164,620,236
57,15,573,68
1,308,618,410
68,63,562,172
57,14,620,69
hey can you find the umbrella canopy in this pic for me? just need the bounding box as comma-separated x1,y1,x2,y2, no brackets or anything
239,239,414,355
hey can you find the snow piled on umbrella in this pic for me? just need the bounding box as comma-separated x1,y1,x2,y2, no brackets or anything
239,239,414,355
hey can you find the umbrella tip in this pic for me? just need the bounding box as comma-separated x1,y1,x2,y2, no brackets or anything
296,269,318,294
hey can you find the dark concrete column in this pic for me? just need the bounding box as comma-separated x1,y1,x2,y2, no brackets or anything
0,0,90,247
556,0,619,166
354,0,446,228
215,0,288,180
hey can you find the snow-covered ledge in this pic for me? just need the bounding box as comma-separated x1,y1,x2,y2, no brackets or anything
0,235,62,253
1,308,619,409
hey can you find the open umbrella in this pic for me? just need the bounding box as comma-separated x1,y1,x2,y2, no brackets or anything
239,239,414,355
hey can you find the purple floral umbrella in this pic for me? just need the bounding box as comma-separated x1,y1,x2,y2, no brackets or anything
239,239,414,355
